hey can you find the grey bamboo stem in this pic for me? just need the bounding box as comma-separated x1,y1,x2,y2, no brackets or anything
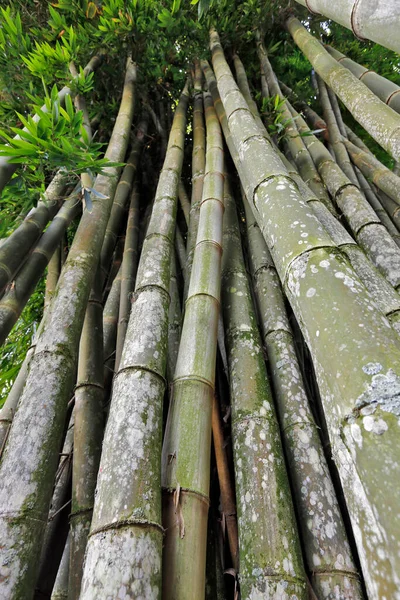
0,189,81,346
289,102,400,290
244,193,363,598
80,81,189,599
286,16,400,161
161,91,225,600
0,58,136,598
222,180,307,598
293,0,400,55
69,264,104,599
211,28,400,596
325,44,400,115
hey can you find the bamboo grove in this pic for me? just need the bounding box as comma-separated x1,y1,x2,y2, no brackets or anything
1,1,400,599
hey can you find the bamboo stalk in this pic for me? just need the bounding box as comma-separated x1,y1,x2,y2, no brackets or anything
69,263,104,599
114,183,140,371
35,414,74,599
167,251,182,382
254,43,334,211
0,189,81,346
161,90,224,600
102,265,122,403
293,0,400,55
185,60,205,299
344,125,372,154
300,102,400,243
0,58,136,597
99,121,142,287
221,180,307,598
288,101,400,290
80,81,189,599
286,16,400,161
45,243,62,309
243,191,363,598
211,393,239,573
344,137,400,209
211,28,400,596
316,75,359,186
0,171,68,296
326,44,400,115
178,180,190,228
51,534,70,600
114,116,148,369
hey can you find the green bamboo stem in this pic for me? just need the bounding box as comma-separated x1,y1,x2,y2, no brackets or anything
80,81,189,599
161,90,224,600
175,224,187,284
344,125,372,154
375,189,400,232
0,51,104,194
167,252,182,382
178,180,190,228
102,265,122,402
243,194,363,598
293,0,400,55
0,170,68,296
286,16,400,161
211,28,400,596
114,183,140,371
51,534,70,600
289,102,400,290
185,60,205,300
0,190,81,346
254,42,334,211
99,108,146,289
300,104,400,242
69,263,104,599
222,180,307,598
0,58,136,598
344,137,400,209
293,172,400,335
326,45,400,115
45,243,62,309
316,75,359,186
103,233,125,303
114,116,148,370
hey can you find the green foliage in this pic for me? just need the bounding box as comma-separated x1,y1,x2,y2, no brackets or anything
0,85,113,176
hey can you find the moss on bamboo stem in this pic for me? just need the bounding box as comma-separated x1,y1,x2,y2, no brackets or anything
185,66,206,300
244,195,363,598
286,16,400,161
289,101,400,289
0,190,81,346
161,90,224,600
80,81,189,600
0,171,68,296
222,181,307,598
0,58,136,598
211,28,400,596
